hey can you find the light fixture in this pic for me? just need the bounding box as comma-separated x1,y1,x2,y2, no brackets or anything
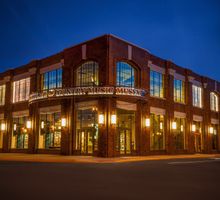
13,123,17,131
160,122,163,130
172,121,177,130
98,114,104,124
209,126,214,134
61,118,67,127
26,120,32,129
192,124,196,132
145,118,150,127
111,114,117,125
41,121,45,129
1,123,6,131
180,125,184,132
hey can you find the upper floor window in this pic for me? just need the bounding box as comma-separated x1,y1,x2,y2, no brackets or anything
210,92,218,112
76,61,98,86
12,78,30,103
0,85,6,106
41,68,62,90
116,62,135,87
174,79,185,103
192,85,202,108
150,70,164,98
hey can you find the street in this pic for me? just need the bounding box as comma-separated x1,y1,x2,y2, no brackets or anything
0,158,220,200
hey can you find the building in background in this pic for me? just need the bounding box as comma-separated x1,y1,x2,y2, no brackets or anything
0,34,219,157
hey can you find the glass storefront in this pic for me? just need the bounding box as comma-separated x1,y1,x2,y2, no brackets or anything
75,105,98,154
193,121,203,152
39,112,61,149
116,109,136,154
173,118,185,150
211,124,218,150
150,114,165,150
11,116,29,149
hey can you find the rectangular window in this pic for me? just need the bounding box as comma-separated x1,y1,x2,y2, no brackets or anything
12,78,30,103
0,85,6,106
192,85,202,108
150,70,164,98
150,113,165,150
210,92,218,112
173,118,185,150
41,68,62,90
174,79,185,103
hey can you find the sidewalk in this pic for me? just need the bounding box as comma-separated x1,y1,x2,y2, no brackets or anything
0,153,220,164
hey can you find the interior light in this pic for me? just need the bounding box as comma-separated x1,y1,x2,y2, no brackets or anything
61,118,67,127
145,118,150,127
192,124,196,132
14,123,17,131
26,120,32,129
209,126,214,134
98,114,104,124
41,121,45,129
160,122,163,130
172,122,177,130
1,123,6,131
111,114,117,125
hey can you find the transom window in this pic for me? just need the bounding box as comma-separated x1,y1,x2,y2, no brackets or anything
192,85,202,108
150,70,164,98
41,68,62,90
174,79,185,103
76,61,99,86
116,62,135,87
210,92,218,112
12,78,30,103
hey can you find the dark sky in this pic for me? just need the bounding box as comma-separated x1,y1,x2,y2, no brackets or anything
0,0,220,81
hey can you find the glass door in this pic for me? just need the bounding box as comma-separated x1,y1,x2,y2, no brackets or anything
119,129,131,154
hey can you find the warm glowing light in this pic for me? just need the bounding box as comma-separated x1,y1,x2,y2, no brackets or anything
1,123,6,131
13,123,17,131
26,120,32,129
180,125,184,132
145,118,150,127
172,122,177,130
61,118,67,127
98,114,104,124
160,122,163,130
209,126,214,134
41,121,45,129
111,114,117,125
192,124,196,132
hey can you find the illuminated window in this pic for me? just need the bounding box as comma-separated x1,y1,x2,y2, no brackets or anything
192,85,202,108
11,116,29,149
210,92,218,112
76,61,99,86
150,70,164,98
41,68,62,90
116,62,135,87
0,119,4,148
0,85,6,106
150,114,165,150
12,78,30,103
210,124,218,150
174,79,185,103
173,118,185,150
193,121,203,152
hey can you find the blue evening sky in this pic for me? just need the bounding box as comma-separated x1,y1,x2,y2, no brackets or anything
0,0,220,80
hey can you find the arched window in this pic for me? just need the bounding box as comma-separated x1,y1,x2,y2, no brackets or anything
210,92,218,111
116,62,135,87
76,61,99,86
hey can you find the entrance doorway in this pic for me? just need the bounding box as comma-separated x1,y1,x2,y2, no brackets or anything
194,133,202,153
76,128,97,154
116,109,136,155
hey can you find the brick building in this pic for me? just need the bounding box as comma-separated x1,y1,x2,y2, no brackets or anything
0,34,219,157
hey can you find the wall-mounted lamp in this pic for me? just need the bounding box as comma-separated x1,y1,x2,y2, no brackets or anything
209,126,214,134
41,121,45,129
26,120,32,129
61,118,67,127
180,125,184,132
98,114,104,125
13,123,17,131
1,122,6,131
111,114,117,125
172,121,177,130
145,118,150,127
192,124,196,132
160,122,163,130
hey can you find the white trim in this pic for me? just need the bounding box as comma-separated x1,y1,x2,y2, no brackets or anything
116,100,137,111
211,118,219,125
148,61,165,74
174,111,186,118
39,105,61,114
12,110,29,117
40,62,62,74
193,115,203,122
150,107,165,115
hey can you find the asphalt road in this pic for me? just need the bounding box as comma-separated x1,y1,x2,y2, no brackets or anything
0,158,220,200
